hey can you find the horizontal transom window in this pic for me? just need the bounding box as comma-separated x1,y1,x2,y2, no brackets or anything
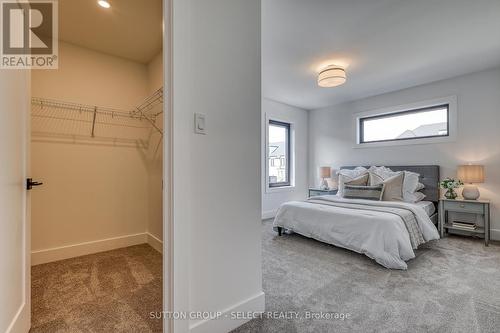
359,104,449,144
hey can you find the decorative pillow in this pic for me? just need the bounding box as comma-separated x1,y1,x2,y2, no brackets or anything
405,191,426,203
369,172,404,201
369,166,422,203
338,173,369,196
343,184,385,201
337,167,368,196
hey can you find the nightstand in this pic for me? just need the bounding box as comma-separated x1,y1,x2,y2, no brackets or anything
309,188,338,197
439,198,491,246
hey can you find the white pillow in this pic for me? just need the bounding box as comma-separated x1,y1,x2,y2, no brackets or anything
369,172,404,201
369,166,422,203
338,166,368,178
405,191,426,203
416,182,425,191
337,167,368,196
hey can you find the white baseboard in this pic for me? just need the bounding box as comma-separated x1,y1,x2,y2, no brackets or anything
490,228,500,241
262,209,277,220
31,233,148,266
147,232,163,254
6,301,30,333
189,291,265,333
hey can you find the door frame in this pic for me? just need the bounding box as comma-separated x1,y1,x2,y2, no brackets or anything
164,0,174,332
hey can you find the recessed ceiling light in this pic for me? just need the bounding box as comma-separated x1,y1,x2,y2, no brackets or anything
317,65,346,88
98,0,111,9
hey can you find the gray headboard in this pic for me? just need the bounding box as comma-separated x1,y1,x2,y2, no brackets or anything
340,165,440,203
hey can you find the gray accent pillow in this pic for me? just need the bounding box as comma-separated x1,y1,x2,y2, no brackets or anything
337,172,369,197
342,184,385,201
369,172,404,201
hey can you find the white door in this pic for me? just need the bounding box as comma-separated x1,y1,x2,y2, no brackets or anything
0,69,31,333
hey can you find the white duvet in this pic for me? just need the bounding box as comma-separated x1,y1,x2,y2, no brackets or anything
273,195,440,270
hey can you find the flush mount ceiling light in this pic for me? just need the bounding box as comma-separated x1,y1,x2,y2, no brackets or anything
98,0,111,9
317,65,346,88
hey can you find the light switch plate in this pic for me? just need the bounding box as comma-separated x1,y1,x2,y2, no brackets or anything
194,113,206,135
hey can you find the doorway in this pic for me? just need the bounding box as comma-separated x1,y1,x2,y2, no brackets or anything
29,0,165,332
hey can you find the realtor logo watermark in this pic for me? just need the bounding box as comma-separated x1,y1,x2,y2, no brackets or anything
1,0,58,69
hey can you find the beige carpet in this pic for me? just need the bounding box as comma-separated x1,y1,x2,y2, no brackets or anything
31,244,163,333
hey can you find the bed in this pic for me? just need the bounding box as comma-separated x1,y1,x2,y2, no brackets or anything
272,165,441,270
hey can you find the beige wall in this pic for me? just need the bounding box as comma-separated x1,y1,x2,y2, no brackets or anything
33,42,149,108
31,42,163,254
148,52,164,93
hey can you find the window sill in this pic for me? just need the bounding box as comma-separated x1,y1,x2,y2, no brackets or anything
353,134,456,149
265,185,296,194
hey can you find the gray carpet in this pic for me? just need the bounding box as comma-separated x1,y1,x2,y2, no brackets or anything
31,244,162,333
232,219,500,333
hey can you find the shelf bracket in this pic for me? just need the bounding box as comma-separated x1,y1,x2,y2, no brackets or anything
91,106,97,137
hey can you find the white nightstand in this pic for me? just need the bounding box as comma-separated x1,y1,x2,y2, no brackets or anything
439,198,491,246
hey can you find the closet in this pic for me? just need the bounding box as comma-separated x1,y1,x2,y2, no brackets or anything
29,1,165,332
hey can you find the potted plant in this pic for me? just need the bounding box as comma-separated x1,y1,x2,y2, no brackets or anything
439,178,464,200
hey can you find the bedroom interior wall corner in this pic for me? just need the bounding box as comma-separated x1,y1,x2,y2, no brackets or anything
262,98,309,219
308,67,500,240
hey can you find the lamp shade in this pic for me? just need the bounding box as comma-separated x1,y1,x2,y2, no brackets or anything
318,65,346,88
458,165,484,184
320,166,331,178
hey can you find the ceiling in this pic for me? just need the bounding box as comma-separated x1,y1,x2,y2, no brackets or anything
263,0,500,110
59,0,162,64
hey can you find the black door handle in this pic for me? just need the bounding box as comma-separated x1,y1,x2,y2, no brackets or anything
27,178,43,190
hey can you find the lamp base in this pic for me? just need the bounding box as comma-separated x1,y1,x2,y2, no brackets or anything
320,179,330,190
462,185,480,200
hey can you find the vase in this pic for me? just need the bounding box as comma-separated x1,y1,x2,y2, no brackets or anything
444,188,458,200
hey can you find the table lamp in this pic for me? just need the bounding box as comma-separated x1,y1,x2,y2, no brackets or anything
320,166,331,190
458,165,484,200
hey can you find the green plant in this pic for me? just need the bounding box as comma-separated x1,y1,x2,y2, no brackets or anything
439,178,463,190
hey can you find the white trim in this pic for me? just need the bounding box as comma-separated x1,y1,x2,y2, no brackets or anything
262,209,278,220
147,232,163,254
189,291,265,333
264,113,296,193
5,301,30,333
31,233,148,265
490,228,500,242
353,96,458,148
265,185,295,193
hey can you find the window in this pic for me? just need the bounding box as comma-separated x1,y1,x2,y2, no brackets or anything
268,120,290,187
359,104,449,144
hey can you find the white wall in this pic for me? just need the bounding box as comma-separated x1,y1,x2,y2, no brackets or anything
31,42,162,262
262,98,308,218
309,68,500,239
171,0,263,332
146,51,164,244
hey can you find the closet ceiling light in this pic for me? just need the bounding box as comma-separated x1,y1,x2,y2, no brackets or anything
98,0,111,9
317,65,346,88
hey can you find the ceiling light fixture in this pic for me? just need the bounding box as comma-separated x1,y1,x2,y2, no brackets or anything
317,65,346,88
98,0,111,9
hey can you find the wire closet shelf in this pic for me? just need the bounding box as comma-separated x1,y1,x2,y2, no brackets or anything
31,88,164,144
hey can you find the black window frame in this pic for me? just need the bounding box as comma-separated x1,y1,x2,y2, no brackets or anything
359,104,450,144
268,119,291,188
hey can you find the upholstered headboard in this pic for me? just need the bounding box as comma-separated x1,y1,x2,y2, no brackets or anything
340,165,440,203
